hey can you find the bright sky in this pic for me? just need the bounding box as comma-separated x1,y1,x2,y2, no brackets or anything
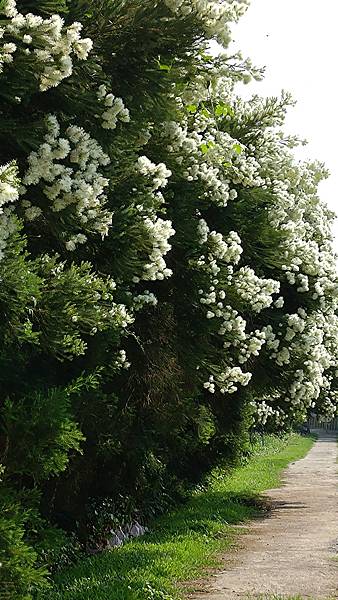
229,0,338,247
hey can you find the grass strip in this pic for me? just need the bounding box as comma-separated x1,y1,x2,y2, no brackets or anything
42,433,315,600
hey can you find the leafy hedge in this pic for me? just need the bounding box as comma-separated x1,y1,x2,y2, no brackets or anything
0,1,337,596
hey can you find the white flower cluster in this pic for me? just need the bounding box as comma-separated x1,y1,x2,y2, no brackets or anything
197,218,209,244
204,366,251,395
289,365,328,408
230,152,265,188
274,346,290,366
262,163,338,304
232,266,280,312
163,115,270,207
137,156,172,191
162,76,338,421
199,283,247,344
253,400,274,425
260,308,338,419
1,1,93,90
194,223,271,395
1,0,16,17
114,349,131,370
195,162,237,207
132,290,158,311
316,397,337,423
197,220,243,270
0,33,16,74
0,161,18,209
237,330,266,364
97,85,130,130
263,311,308,368
274,296,284,308
202,288,240,327
261,325,280,352
163,121,238,208
251,400,284,427
284,312,306,341
161,54,338,422
217,305,247,346
209,230,242,263
0,162,19,261
109,303,134,330
199,285,262,393
22,115,113,248
164,0,249,45
179,52,263,107
141,217,175,281
286,314,336,408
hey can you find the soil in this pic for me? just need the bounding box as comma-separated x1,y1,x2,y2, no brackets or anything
191,431,338,599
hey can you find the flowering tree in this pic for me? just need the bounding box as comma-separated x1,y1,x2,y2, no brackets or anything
0,0,337,597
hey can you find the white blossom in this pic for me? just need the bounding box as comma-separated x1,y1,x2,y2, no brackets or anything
22,116,112,245
141,217,175,281
137,156,172,191
164,0,250,45
97,85,130,130
1,1,92,89
0,162,20,261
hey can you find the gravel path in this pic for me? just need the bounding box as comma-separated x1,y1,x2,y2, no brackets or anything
193,432,338,599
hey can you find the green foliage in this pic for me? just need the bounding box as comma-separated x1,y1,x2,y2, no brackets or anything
195,405,216,445
2,388,84,483
0,223,42,350
35,528,83,574
0,480,50,600
35,256,124,360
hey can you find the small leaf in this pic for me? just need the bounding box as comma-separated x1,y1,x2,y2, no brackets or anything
156,57,172,72
214,103,235,118
215,104,228,117
201,109,210,119
233,143,242,155
159,63,171,71
186,104,198,114
200,103,211,118
200,141,214,154
200,53,214,63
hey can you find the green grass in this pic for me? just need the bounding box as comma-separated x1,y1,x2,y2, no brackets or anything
41,434,315,600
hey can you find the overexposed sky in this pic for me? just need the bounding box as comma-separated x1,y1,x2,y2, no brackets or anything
230,0,338,247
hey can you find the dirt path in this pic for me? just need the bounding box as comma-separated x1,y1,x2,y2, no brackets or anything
193,432,338,600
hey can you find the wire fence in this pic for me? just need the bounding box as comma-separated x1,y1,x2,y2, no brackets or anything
307,415,338,431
